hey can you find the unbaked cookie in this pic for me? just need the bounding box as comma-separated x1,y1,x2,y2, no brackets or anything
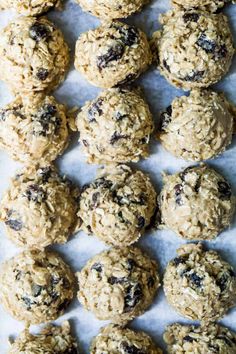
172,0,230,12
164,322,236,354
0,250,75,324
158,89,235,161
9,321,78,354
0,165,79,249
0,94,69,164
163,243,236,322
159,164,235,240
78,164,157,247
0,0,61,16
75,21,152,88
0,17,69,94
77,0,148,20
90,324,162,354
77,246,160,323
152,10,234,90
76,88,153,164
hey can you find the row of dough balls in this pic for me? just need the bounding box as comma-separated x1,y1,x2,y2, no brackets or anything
8,322,236,353
0,0,233,17
0,11,234,94
0,163,234,249
0,87,235,166
0,245,235,328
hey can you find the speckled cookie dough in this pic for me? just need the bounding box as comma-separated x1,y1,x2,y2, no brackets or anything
163,243,236,322
76,88,153,164
90,324,162,354
0,94,69,164
164,322,236,354
0,0,61,16
152,10,234,90
78,164,157,247
9,321,78,354
0,165,79,249
158,89,235,161
172,0,231,12
0,250,75,324
0,17,69,94
77,0,148,20
77,246,160,323
75,21,152,88
159,164,235,240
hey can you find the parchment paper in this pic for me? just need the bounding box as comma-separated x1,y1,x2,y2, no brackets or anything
0,0,236,352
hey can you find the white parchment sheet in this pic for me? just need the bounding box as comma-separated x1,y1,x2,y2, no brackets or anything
0,0,236,352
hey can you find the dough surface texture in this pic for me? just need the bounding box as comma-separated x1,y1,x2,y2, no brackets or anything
0,165,79,248
9,321,78,353
90,324,162,354
77,246,160,323
75,21,152,88
158,89,234,161
159,164,235,240
0,250,75,324
76,88,153,164
77,0,148,20
0,17,69,94
164,323,236,354
78,164,157,246
163,243,236,321
0,0,61,15
152,10,234,90
172,0,231,12
0,95,69,164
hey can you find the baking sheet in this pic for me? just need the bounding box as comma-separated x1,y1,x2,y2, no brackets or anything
0,0,236,352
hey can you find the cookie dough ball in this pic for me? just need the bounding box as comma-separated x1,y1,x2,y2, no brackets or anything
163,243,236,321
76,88,153,164
75,21,152,88
78,164,157,247
0,0,61,16
172,0,229,12
0,94,69,164
0,250,75,324
0,165,79,248
158,90,235,161
159,164,235,240
77,0,148,20
0,17,69,94
152,10,234,90
91,324,162,354
164,323,236,354
77,247,160,323
9,321,78,354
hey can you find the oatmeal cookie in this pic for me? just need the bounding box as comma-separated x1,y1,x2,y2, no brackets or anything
77,246,160,323
0,0,61,16
78,164,157,247
163,243,236,321
172,0,231,12
0,250,75,324
76,88,153,164
75,21,152,88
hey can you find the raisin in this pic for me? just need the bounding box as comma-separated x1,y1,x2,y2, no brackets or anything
22,296,36,310
179,166,196,181
160,105,172,131
137,216,145,229
6,211,23,231
174,184,184,206
121,341,145,354
36,68,49,81
51,276,60,285
215,44,227,60
29,23,49,41
127,259,136,271
147,276,155,288
183,70,205,82
91,192,100,207
116,73,137,86
163,59,170,72
93,178,113,189
173,256,186,266
119,26,139,46
124,283,142,312
108,276,126,284
97,44,125,70
110,131,128,144
218,181,231,200
216,270,234,292
183,12,200,23
189,272,202,287
38,167,52,183
0,110,7,121
183,335,194,342
194,177,201,193
87,98,103,122
31,284,43,297
57,299,71,312
24,184,46,203
91,263,103,272
34,104,60,136
196,33,217,54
